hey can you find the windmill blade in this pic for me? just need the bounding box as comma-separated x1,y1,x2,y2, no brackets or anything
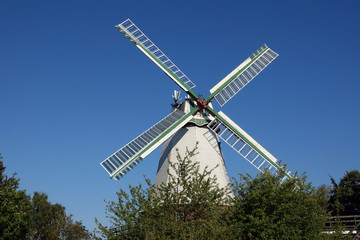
206,108,292,181
206,44,278,106
101,108,197,180
116,19,198,99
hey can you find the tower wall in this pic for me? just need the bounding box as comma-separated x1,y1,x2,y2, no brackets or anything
155,125,231,189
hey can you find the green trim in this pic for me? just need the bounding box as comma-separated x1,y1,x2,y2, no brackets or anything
205,47,269,102
110,108,198,179
131,37,199,99
189,118,211,126
205,106,291,179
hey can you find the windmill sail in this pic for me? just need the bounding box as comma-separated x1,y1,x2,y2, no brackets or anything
101,108,197,180
207,44,278,106
207,109,292,181
116,19,198,98
104,19,294,182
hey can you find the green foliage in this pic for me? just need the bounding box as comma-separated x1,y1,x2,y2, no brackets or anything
31,192,90,240
0,153,89,240
32,192,66,239
0,153,34,239
328,169,360,216
96,146,331,239
95,145,232,239
230,171,328,240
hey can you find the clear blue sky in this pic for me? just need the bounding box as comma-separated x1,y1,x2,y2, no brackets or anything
1,0,359,231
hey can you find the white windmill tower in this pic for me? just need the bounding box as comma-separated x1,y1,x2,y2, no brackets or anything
100,19,293,186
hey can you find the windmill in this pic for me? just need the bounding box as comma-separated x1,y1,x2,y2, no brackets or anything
100,19,293,185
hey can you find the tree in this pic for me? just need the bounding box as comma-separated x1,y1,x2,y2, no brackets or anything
31,192,90,240
32,192,67,239
95,145,232,239
328,169,360,216
0,153,34,239
229,171,328,240
96,146,330,240
63,215,90,240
